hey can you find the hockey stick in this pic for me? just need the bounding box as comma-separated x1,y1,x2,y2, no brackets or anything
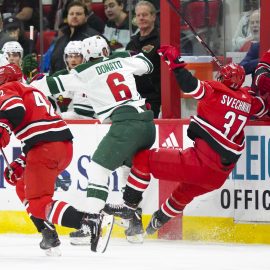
29,25,38,80
0,147,13,173
166,0,223,68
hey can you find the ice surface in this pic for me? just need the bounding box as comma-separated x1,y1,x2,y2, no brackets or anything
0,234,269,270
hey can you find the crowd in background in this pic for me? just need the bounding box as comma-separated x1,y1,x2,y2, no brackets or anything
0,0,265,119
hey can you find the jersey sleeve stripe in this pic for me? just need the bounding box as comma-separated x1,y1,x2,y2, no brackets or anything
253,96,268,117
46,77,61,95
3,103,25,111
188,80,205,99
0,96,23,110
135,55,154,73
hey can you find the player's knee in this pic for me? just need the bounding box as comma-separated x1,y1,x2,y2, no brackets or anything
132,149,151,174
28,195,53,219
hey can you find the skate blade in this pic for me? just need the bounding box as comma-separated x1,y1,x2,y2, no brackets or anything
126,233,144,244
45,246,62,257
70,237,90,246
95,215,114,253
114,217,129,228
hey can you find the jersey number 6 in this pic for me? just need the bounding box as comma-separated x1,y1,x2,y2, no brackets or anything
106,72,132,102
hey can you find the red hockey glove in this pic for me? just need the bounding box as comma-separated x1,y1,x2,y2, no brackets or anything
4,155,26,186
0,122,12,148
157,45,186,70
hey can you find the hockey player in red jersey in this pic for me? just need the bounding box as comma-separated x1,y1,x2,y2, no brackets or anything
0,64,113,254
104,45,268,234
253,49,270,107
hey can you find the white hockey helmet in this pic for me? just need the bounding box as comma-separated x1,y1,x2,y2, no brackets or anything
2,41,24,58
64,40,83,68
82,35,110,62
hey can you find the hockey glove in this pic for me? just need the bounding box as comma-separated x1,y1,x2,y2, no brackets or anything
157,45,186,70
4,155,26,186
22,53,38,78
0,121,12,148
255,73,270,97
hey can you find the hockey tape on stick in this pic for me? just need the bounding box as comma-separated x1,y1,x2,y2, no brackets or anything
166,0,223,68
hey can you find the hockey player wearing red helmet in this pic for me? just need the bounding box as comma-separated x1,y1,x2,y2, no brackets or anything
104,45,268,235
0,64,113,255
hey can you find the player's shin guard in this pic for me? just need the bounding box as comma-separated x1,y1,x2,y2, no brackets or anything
86,161,112,213
123,150,151,205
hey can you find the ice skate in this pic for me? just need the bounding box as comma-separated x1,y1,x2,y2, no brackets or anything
125,208,144,244
40,223,61,257
103,202,136,220
70,228,90,246
81,213,114,253
145,210,171,235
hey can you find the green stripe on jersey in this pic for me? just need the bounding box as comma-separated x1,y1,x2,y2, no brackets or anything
74,51,131,73
135,55,154,73
46,77,61,95
87,184,109,201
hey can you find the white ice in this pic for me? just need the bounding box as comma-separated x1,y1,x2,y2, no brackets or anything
0,234,269,270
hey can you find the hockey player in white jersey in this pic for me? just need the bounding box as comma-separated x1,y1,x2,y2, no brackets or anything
50,40,96,119
31,35,156,243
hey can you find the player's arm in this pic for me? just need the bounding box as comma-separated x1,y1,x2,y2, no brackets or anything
158,45,209,99
0,89,26,147
248,88,268,118
30,72,86,96
130,53,154,76
253,50,270,97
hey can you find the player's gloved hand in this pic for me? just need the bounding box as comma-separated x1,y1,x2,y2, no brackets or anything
157,45,186,70
0,121,12,148
22,53,38,78
28,72,45,84
4,155,26,186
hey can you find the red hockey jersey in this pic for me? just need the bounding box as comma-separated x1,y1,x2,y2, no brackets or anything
174,69,267,164
0,81,73,154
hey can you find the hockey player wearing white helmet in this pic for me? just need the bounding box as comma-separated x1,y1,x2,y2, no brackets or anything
2,41,39,81
51,40,96,119
64,40,84,70
31,34,155,243
82,35,110,62
2,41,23,67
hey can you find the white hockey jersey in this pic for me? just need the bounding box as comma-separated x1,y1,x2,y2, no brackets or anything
31,52,153,122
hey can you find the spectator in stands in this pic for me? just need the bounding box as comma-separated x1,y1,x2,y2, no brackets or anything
54,0,105,33
240,42,259,76
103,0,137,51
126,1,160,118
0,13,13,48
50,1,100,75
83,0,105,33
0,16,33,55
0,0,40,31
232,0,259,52
239,9,260,52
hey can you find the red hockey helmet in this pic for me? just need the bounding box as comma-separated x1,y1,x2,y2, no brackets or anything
0,64,22,85
217,63,245,90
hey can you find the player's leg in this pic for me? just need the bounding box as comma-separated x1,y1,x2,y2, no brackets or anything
86,109,155,214
25,141,114,253
15,178,57,253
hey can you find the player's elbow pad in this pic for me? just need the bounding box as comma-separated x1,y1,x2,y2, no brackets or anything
173,68,198,93
5,107,26,128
